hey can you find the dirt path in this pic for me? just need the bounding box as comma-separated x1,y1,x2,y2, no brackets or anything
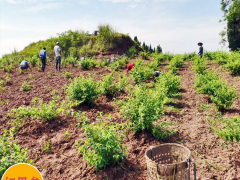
175,61,240,180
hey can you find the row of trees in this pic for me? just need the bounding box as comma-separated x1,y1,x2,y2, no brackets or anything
134,36,162,53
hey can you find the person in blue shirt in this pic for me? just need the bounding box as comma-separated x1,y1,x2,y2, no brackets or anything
198,42,203,58
39,47,47,72
19,60,32,71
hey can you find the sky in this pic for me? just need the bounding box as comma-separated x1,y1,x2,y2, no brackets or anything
0,0,228,58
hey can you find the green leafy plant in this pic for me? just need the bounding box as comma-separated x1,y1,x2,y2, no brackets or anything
27,55,39,67
130,60,153,83
155,72,181,98
195,70,238,109
0,130,33,178
121,85,169,135
21,81,33,91
140,51,148,60
62,71,73,79
168,55,184,74
191,56,206,74
66,75,101,106
66,56,78,67
127,46,138,59
63,131,72,141
61,57,68,68
3,73,12,85
79,58,97,69
76,121,127,171
10,96,66,122
41,139,52,153
215,116,240,142
101,72,118,96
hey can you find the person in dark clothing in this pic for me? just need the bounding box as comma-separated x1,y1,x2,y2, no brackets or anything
127,63,134,73
198,42,203,58
152,71,162,82
39,47,47,72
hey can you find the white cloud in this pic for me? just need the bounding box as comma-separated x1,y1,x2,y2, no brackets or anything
128,3,137,8
26,2,64,12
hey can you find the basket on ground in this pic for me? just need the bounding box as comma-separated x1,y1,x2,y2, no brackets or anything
145,143,195,180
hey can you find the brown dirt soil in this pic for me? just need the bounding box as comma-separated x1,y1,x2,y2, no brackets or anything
1,58,240,180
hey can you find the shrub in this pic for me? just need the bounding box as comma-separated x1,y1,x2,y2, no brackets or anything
111,57,129,71
155,72,181,98
62,71,73,79
223,52,240,75
210,85,238,110
121,85,168,133
79,58,97,69
214,51,229,65
152,53,165,66
21,81,33,91
215,116,240,142
191,56,206,74
98,58,110,67
101,72,118,96
10,97,65,122
28,55,39,67
61,57,67,68
0,130,33,178
168,55,184,74
127,46,138,59
195,70,238,109
130,60,153,83
148,61,159,71
66,75,101,105
117,73,129,92
140,51,148,60
76,121,127,171
66,56,78,67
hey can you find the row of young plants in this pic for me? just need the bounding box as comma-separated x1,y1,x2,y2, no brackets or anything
192,55,238,110
191,55,240,144
66,72,129,106
204,51,240,75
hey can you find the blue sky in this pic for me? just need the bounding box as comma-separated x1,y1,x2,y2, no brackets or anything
0,0,228,58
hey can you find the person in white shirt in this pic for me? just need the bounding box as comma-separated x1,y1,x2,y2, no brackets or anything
54,42,61,71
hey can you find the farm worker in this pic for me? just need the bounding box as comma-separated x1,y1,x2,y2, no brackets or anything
39,47,47,72
198,42,203,58
19,60,32,71
152,71,162,83
126,63,134,73
54,42,61,72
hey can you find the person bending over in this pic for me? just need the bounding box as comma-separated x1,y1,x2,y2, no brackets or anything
19,60,32,71
152,71,162,82
126,63,134,73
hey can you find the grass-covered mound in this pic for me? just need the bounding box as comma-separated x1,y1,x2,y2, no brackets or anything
18,25,134,58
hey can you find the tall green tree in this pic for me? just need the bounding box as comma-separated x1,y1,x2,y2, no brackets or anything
220,0,240,51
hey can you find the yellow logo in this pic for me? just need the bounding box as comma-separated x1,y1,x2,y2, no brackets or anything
1,163,43,180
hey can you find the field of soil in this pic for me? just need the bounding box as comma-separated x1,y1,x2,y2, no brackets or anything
1,56,240,180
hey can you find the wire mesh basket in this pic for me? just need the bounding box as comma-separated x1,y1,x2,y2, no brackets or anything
145,143,196,180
